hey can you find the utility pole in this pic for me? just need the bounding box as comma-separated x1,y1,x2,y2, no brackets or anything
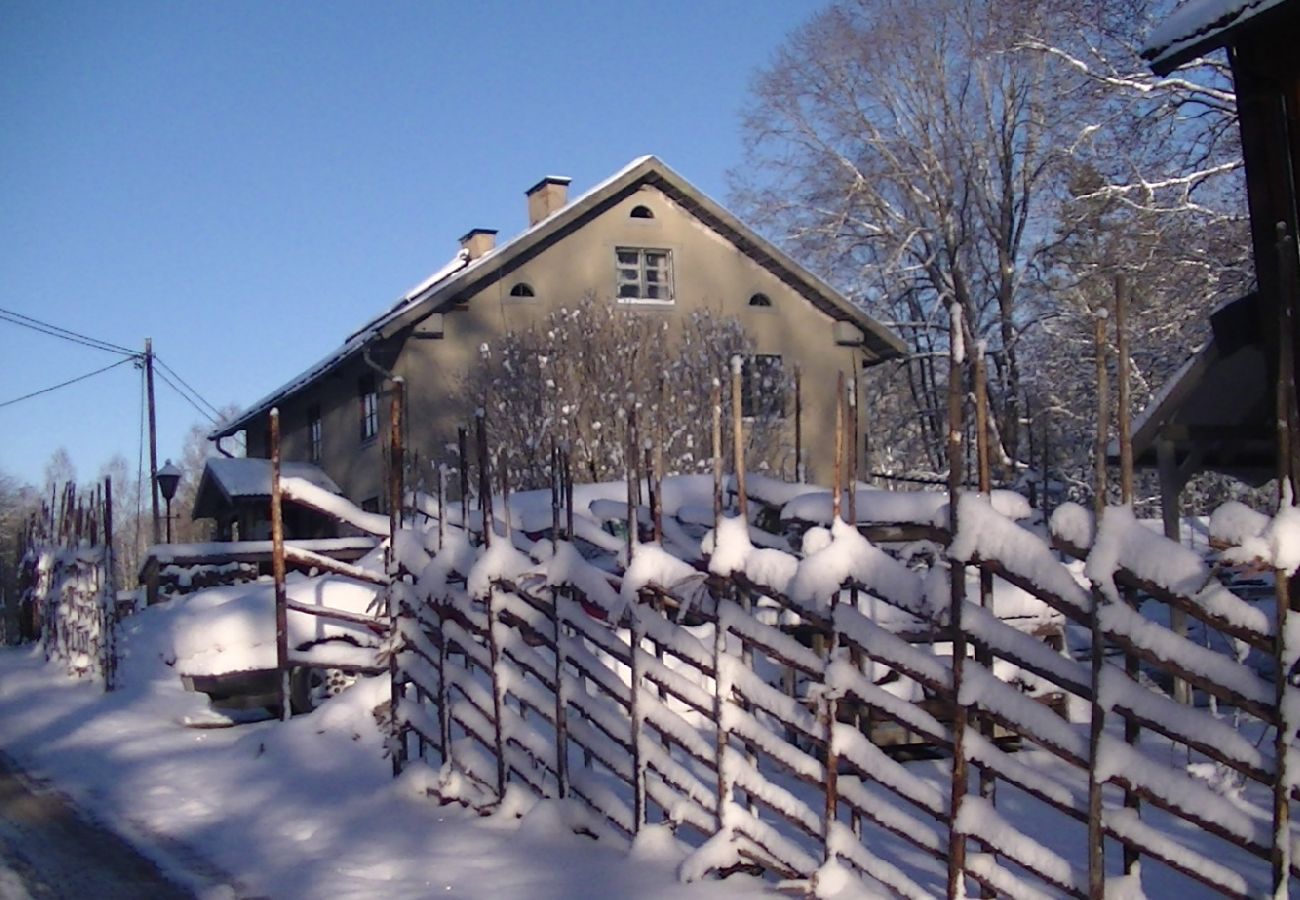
145,338,161,545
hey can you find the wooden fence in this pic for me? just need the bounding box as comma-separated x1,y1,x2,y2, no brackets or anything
15,479,118,688
383,480,1296,897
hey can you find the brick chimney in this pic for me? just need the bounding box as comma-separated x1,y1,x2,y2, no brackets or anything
458,228,498,261
526,175,572,226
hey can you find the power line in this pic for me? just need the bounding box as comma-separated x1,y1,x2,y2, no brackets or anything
154,366,222,425
154,356,225,420
0,306,138,357
0,357,136,409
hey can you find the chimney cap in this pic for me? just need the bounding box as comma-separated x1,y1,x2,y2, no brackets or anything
458,227,499,243
525,175,572,195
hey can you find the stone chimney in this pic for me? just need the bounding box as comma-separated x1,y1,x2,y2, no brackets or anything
458,228,498,261
526,175,572,226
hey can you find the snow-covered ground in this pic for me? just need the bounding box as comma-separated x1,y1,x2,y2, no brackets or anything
0,595,766,900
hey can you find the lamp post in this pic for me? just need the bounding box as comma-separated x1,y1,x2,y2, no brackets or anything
156,460,182,544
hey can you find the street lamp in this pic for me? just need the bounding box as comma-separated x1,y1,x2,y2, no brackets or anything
156,460,182,544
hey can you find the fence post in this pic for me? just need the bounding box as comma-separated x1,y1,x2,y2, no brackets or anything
552,588,569,800
822,689,839,865
102,476,117,692
270,409,289,722
945,303,968,899
1087,586,1106,900
486,585,507,799
389,378,407,776
731,356,747,520
629,612,645,832
1271,221,1297,896
713,608,731,835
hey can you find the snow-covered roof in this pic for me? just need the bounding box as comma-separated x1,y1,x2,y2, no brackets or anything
192,457,342,519
214,155,906,438
1143,0,1291,73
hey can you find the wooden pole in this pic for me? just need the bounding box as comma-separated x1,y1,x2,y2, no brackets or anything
1114,276,1134,505
794,366,804,483
475,411,492,548
389,379,405,530
1271,222,1296,896
973,348,996,818
1113,278,1141,874
731,356,747,520
1093,311,1110,518
388,379,406,776
102,476,116,692
945,305,969,898
625,412,636,565
457,426,470,531
712,379,723,529
563,445,574,542
436,462,446,552
270,409,289,722
629,617,645,832
145,338,161,547
847,375,858,524
832,371,844,525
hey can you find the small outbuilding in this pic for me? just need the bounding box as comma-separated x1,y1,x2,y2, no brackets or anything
191,457,345,541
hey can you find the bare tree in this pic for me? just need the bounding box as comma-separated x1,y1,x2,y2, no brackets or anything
736,0,1248,498
463,296,793,489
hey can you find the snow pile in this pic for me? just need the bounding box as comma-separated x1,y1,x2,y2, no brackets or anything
1048,502,1094,550
1086,504,1209,602
171,574,383,677
621,542,702,608
787,519,927,616
949,494,1088,616
1222,493,1300,575
1209,500,1270,548
705,515,798,596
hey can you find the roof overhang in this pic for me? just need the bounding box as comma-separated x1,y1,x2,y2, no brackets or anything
1143,0,1292,74
1125,293,1275,483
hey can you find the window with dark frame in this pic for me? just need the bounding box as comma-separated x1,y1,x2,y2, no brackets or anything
358,376,378,441
741,354,786,419
509,282,535,298
308,404,323,462
616,247,673,303
748,292,772,308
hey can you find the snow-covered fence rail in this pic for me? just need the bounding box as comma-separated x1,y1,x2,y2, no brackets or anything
15,479,117,688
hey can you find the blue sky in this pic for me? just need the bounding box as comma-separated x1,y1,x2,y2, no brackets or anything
0,1,814,490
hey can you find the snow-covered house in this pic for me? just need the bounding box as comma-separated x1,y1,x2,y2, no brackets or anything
1133,0,1300,496
210,156,905,511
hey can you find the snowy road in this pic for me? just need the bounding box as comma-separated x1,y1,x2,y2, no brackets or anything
0,751,194,900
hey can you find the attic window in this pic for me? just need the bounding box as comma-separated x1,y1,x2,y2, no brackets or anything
630,205,654,219
509,282,535,298
749,293,772,308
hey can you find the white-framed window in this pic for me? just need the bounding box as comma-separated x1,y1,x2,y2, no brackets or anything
308,404,323,462
358,376,378,441
616,247,673,303
742,354,786,419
